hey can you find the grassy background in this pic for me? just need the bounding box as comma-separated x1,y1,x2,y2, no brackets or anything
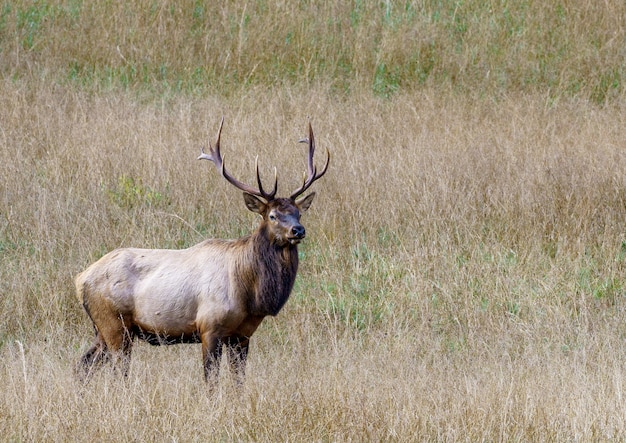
1,0,625,441
1,0,625,102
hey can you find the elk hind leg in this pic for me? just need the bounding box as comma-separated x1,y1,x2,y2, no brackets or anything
90,313,134,377
76,332,110,382
105,318,134,377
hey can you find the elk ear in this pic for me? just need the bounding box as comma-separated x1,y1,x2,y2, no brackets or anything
296,192,315,212
243,192,266,214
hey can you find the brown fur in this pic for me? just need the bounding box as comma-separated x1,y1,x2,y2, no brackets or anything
76,193,316,382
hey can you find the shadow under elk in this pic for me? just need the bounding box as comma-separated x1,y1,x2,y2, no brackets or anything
75,118,329,383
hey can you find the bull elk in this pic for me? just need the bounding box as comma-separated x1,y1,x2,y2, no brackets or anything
75,118,329,382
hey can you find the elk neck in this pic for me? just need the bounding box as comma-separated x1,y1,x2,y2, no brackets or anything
235,225,299,317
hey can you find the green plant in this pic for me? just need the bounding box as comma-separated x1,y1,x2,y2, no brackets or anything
107,175,170,210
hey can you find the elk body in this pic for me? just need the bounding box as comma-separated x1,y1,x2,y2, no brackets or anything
75,119,329,382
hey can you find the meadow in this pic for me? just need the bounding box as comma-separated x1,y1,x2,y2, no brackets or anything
1,1,625,441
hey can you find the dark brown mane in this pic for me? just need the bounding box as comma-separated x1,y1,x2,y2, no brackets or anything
249,227,299,316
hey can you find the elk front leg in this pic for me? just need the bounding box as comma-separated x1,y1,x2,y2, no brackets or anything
201,332,222,383
225,336,250,384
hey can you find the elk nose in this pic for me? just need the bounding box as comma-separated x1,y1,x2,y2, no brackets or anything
291,225,305,239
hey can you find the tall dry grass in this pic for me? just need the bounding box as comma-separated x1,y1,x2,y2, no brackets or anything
1,80,625,440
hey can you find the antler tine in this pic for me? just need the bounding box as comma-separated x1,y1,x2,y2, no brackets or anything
254,157,278,201
197,116,225,163
306,121,316,177
198,117,274,200
290,122,330,200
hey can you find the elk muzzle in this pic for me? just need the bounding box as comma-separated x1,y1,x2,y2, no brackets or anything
288,224,306,244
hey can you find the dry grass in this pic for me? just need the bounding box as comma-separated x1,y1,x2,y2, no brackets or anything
1,80,625,441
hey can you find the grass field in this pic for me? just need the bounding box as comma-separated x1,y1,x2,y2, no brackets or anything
1,1,626,441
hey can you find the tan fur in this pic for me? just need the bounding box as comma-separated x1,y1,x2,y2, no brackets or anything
76,197,314,382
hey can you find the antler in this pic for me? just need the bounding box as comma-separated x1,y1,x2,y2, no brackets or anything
198,117,278,201
289,122,330,200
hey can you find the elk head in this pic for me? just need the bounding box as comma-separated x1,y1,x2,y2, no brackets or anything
198,118,329,246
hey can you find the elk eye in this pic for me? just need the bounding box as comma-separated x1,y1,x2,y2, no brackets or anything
269,213,277,222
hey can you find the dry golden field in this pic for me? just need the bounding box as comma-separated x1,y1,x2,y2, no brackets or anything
1,1,626,441
1,81,625,442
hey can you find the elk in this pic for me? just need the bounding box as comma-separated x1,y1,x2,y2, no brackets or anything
75,118,329,382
